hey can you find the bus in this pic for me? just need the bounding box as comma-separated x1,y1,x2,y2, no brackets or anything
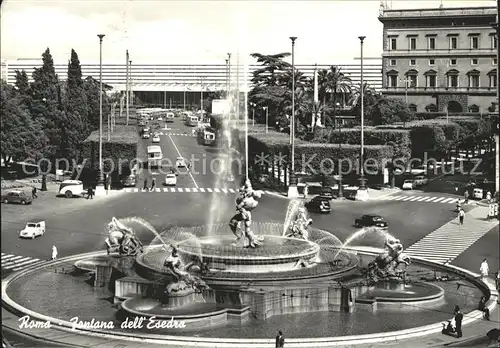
147,145,163,168
185,115,200,127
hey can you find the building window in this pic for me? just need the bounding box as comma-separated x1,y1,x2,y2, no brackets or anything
429,59,435,66
450,59,457,66
449,36,458,49
488,70,497,88
470,35,479,49
388,75,398,87
428,37,436,50
471,58,478,65
491,35,497,49
409,59,416,66
469,75,479,88
409,37,417,50
426,75,436,88
390,59,396,66
494,58,497,66
426,104,437,112
446,70,459,88
390,38,397,50
404,72,417,88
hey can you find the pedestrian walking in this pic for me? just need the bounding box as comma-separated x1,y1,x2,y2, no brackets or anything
143,178,148,191
480,259,489,279
486,191,492,203
51,245,58,260
275,330,285,348
303,184,309,200
453,305,463,338
32,186,37,199
150,177,156,191
464,190,469,204
458,208,465,225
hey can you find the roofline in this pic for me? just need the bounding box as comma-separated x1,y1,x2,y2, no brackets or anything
382,6,496,13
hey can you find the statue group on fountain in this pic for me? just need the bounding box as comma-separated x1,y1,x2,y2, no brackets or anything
285,206,312,241
105,217,143,256
163,245,208,293
229,179,265,248
365,236,411,282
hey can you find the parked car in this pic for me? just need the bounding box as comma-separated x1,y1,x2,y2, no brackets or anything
414,175,429,186
1,190,33,205
19,221,45,239
354,214,388,229
142,132,150,139
402,179,416,190
305,196,331,214
152,133,161,143
164,173,177,186
121,175,137,187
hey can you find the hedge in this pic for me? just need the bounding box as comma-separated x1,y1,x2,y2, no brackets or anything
247,130,394,175
325,128,411,159
81,126,138,174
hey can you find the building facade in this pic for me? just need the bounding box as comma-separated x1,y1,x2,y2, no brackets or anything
379,6,497,113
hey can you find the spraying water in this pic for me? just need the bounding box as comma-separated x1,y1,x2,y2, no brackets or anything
119,217,168,247
334,227,396,259
282,199,304,236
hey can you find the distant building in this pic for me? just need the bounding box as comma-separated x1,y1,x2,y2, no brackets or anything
379,6,497,113
3,58,382,107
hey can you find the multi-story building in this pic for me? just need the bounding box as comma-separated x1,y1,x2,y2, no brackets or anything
2,58,382,107
379,6,497,113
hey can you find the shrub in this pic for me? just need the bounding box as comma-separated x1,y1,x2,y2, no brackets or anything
327,128,411,159
415,112,447,120
81,126,138,175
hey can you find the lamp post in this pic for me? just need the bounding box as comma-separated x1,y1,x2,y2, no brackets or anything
356,35,369,201
125,50,129,125
493,6,500,196
249,102,256,126
183,85,187,110
287,36,299,198
200,77,204,114
263,106,269,133
337,102,344,199
95,34,106,196
129,60,133,105
228,53,232,117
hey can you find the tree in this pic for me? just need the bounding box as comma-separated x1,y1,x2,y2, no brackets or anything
0,81,47,164
249,53,291,87
83,76,111,131
350,82,381,121
14,70,31,96
326,66,352,128
369,97,415,126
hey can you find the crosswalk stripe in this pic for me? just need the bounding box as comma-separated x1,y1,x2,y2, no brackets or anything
2,256,24,263
214,188,220,193
207,188,213,192
192,188,198,192
163,188,168,192
414,197,428,202
199,188,205,192
440,197,455,203
178,188,183,192
407,196,421,201
185,188,191,192
401,196,413,201
229,189,235,193
1,254,15,260
221,188,227,193
433,197,445,203
4,258,41,270
12,260,45,271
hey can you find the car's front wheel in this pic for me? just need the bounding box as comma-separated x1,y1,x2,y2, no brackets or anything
65,191,73,198
20,200,26,205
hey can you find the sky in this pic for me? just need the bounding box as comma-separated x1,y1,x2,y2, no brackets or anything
1,0,497,65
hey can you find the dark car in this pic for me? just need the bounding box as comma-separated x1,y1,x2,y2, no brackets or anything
1,190,33,205
354,214,388,229
120,175,137,187
305,196,331,214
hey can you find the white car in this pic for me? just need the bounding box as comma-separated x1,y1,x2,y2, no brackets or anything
152,134,160,143
164,173,177,186
402,180,416,190
142,132,150,139
157,117,163,121
176,157,188,168
19,221,45,239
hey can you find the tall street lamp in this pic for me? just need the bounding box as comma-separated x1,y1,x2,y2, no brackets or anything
95,34,106,196
263,106,269,133
288,36,299,198
225,58,229,99
336,102,344,199
249,102,256,126
356,35,369,201
228,53,232,117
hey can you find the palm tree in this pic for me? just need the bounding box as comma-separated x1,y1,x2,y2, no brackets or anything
326,66,352,128
349,82,381,121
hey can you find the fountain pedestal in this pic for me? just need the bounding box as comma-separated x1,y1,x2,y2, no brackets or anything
94,264,113,287
162,289,203,309
115,276,153,303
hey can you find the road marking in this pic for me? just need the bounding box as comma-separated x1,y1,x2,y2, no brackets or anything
155,188,161,192
4,258,41,270
192,188,198,192
185,188,191,192
441,197,455,203
407,196,421,201
178,188,184,192
207,188,213,192
168,134,199,188
433,197,445,203
2,255,24,263
163,188,168,192
199,188,205,192
1,254,46,272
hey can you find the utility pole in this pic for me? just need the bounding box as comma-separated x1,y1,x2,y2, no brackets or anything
495,1,500,195
125,50,129,125
129,60,133,106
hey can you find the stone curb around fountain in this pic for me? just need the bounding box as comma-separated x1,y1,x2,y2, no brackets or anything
2,249,497,348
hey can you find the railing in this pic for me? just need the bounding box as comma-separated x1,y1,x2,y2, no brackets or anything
380,7,497,18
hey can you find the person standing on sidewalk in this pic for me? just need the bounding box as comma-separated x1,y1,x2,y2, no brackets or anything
143,178,148,191
480,259,489,280
453,306,463,338
275,330,285,348
32,186,37,199
464,190,469,204
86,186,94,199
303,184,309,200
150,177,156,191
51,245,58,260
458,208,465,225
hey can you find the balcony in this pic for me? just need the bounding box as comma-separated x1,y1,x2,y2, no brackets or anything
381,86,496,94
383,48,496,58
